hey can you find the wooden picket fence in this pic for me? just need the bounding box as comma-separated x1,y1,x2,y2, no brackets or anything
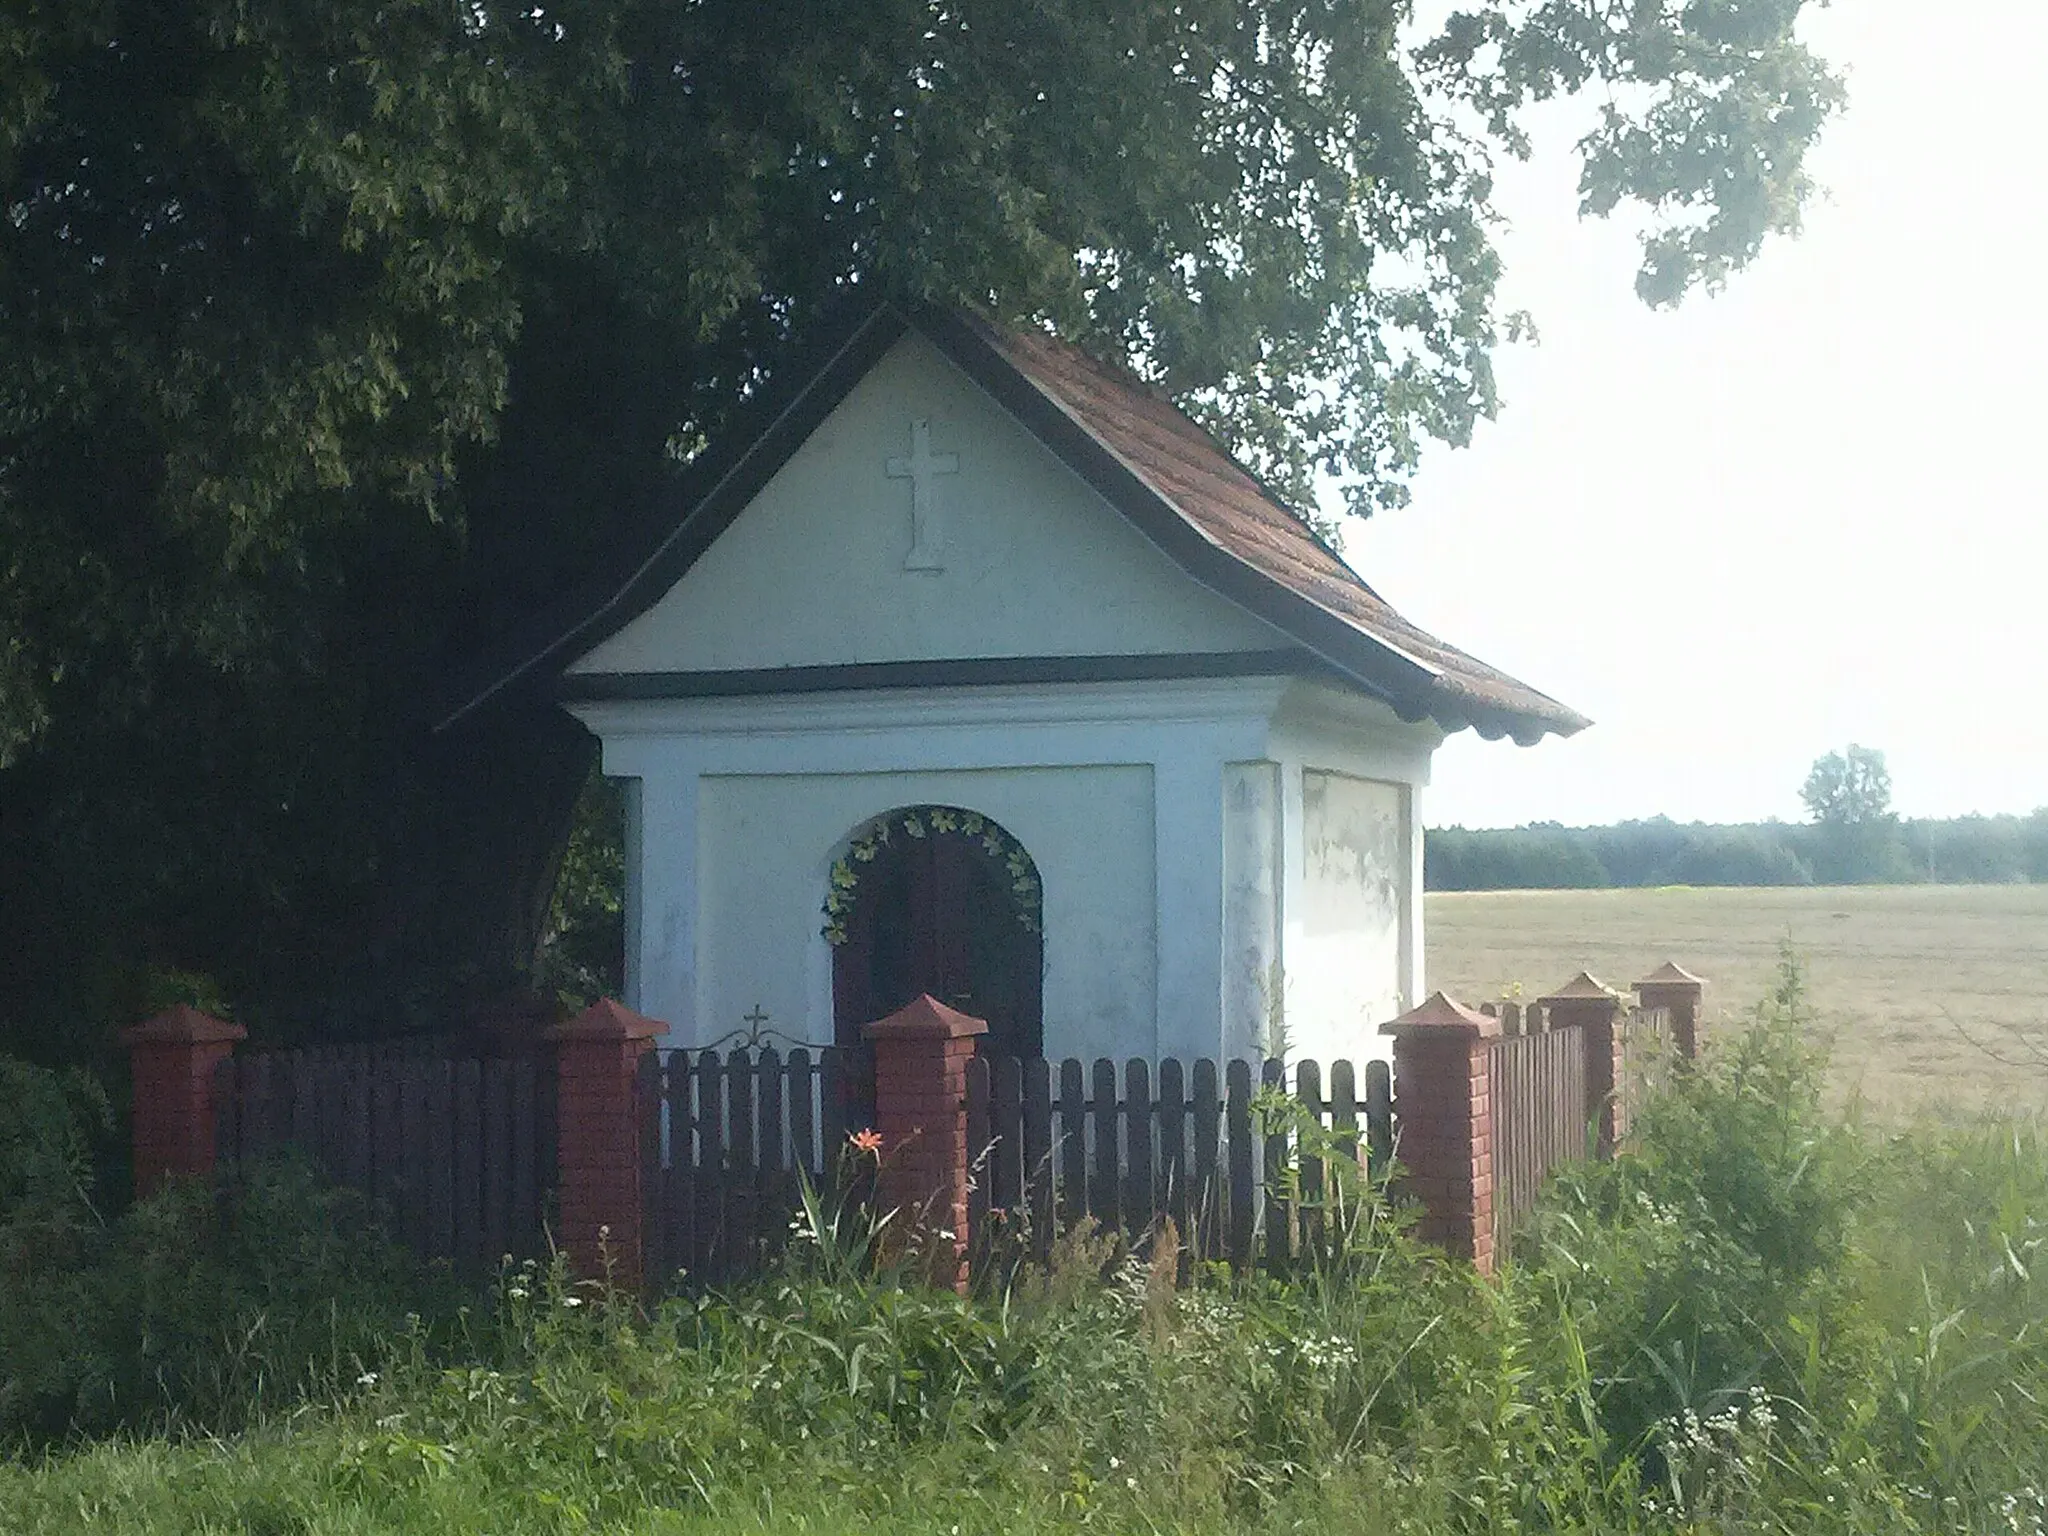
1618,1002,1676,1140
213,1046,554,1278
633,1047,1398,1287
962,1054,1396,1272
199,998,1681,1289
1486,999,1673,1251
635,1045,872,1288
1489,1019,1590,1251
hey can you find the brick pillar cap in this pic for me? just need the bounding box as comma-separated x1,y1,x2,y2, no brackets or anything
1381,991,1501,1039
1636,960,1706,989
544,997,665,1043
863,993,989,1042
120,1005,246,1047
1539,971,1620,1006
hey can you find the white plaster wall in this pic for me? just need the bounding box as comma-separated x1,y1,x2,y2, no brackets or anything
1270,679,1441,1065
567,333,1283,675
694,766,1157,1060
574,678,1285,1065
1221,761,1283,1061
1289,771,1408,1068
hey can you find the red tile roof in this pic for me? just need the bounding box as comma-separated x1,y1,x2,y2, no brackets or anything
957,312,1587,741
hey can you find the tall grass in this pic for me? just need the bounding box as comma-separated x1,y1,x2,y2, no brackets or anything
4,960,2044,1533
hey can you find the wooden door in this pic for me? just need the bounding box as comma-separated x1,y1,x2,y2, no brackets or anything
832,823,1043,1057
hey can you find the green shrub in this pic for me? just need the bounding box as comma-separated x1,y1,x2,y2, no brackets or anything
1846,1120,2048,1515
1514,950,1868,1463
1,1053,458,1448
0,1057,108,1216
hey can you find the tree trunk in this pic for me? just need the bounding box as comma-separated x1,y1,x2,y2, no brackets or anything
391,705,599,1007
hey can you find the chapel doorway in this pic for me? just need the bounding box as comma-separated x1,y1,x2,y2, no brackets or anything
827,807,1044,1058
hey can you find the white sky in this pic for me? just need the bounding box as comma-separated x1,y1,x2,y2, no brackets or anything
1344,0,2048,829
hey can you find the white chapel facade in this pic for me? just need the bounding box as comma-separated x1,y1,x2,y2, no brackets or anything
450,304,1584,1067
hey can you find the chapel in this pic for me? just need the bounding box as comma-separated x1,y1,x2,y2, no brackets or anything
445,303,1585,1067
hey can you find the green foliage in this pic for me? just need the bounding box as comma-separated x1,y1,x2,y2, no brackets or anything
1427,821,1613,890
1804,745,1896,827
822,805,1041,947
1851,1121,2048,1511
534,767,626,1008
0,1057,108,1214
1419,0,1847,307
0,0,1845,766
2025,809,2048,882
1426,809,2048,891
1429,750,1979,892
1801,746,1913,883
1516,948,1867,1463
1428,816,1823,890
0,0,1843,1064
1657,825,1815,888
0,1064,457,1447
1904,814,2032,884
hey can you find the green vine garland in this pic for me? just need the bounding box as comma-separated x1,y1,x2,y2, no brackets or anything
823,807,1042,946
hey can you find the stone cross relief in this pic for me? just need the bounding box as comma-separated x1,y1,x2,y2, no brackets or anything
884,419,960,572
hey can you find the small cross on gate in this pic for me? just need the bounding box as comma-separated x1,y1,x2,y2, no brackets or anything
741,1004,772,1043
884,419,960,572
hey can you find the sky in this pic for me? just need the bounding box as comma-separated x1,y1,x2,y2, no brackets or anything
1343,0,2048,830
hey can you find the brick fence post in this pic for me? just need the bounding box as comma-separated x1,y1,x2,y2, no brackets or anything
863,994,987,1293
1541,972,1625,1156
1635,961,1706,1063
1381,991,1502,1276
120,1006,247,1199
545,999,662,1290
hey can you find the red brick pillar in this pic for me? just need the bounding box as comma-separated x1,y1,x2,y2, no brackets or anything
1635,961,1706,1063
545,999,662,1289
1541,972,1625,1155
1381,992,1502,1276
121,1006,247,1198
863,994,987,1293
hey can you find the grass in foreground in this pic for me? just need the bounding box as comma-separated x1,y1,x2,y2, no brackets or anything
4,962,2046,1534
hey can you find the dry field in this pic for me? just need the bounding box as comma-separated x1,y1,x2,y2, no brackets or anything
1426,884,2048,1114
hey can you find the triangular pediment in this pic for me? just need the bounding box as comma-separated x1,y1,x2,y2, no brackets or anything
565,332,1287,680
440,302,1583,740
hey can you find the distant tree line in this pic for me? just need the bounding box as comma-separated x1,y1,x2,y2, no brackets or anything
1426,810,2048,891
1429,746,2047,890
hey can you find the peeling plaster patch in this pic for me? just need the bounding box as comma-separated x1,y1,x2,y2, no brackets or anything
1222,761,1283,1059
1293,771,1405,1063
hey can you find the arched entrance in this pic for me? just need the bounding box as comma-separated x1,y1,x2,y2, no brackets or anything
825,807,1044,1057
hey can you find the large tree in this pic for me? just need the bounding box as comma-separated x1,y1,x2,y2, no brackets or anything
1801,745,1909,884
0,0,1843,1052
1802,746,1894,829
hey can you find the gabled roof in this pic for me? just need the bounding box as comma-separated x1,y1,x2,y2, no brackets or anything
439,300,1588,743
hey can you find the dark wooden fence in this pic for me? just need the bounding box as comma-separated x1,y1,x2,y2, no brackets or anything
213,1047,554,1278
632,1048,1393,1283
198,998,1679,1288
1485,1000,1674,1251
636,1045,870,1288
962,1054,1395,1271
1489,1012,1590,1251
